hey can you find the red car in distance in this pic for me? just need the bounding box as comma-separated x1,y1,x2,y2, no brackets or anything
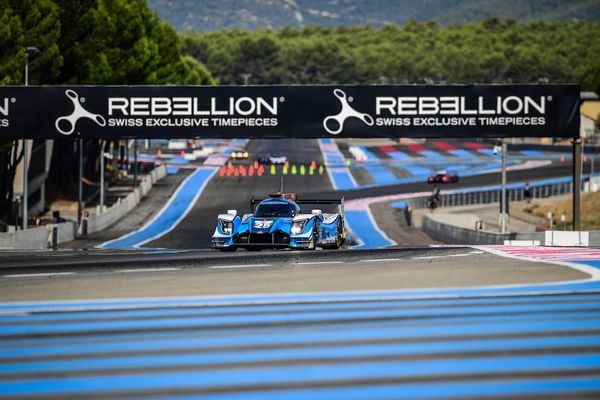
428,170,459,184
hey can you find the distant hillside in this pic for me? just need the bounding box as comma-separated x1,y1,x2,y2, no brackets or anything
148,0,600,31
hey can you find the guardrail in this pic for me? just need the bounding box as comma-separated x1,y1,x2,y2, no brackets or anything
410,181,574,210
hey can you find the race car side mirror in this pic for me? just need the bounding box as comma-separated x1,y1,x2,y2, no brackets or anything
227,209,237,216
311,209,322,215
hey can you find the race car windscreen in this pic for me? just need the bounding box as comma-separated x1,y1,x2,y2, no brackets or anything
255,203,296,218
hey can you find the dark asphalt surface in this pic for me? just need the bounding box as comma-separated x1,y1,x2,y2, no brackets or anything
0,247,588,301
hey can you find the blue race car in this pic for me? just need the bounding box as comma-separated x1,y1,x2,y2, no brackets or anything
212,193,345,251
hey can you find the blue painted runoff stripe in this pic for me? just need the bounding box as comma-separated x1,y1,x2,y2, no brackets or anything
2,293,599,325
357,146,397,184
385,150,411,160
2,301,599,337
478,148,498,157
3,334,599,376
319,139,357,190
148,377,600,400
449,149,477,158
391,200,408,208
342,159,511,189
345,209,395,249
99,168,216,250
419,150,443,158
2,353,599,396
521,150,542,157
573,260,600,269
2,314,599,361
330,170,356,190
362,164,397,184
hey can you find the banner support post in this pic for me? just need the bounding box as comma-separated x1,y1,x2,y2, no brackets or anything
78,139,83,229
100,140,105,210
133,139,138,188
573,138,581,231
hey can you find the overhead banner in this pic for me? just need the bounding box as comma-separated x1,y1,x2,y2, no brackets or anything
0,84,580,139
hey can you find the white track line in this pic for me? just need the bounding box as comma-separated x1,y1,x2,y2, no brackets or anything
412,252,474,260
115,268,181,273
296,261,343,266
209,264,271,269
3,272,77,278
362,258,401,263
411,255,443,260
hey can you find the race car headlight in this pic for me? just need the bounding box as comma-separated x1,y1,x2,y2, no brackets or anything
291,220,306,235
220,219,233,234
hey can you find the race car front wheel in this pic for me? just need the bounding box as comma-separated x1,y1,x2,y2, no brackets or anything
219,246,237,252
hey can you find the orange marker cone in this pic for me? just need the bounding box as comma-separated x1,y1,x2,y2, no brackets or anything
180,150,185,157
249,166,255,176
254,161,259,169
219,166,226,176
157,149,162,158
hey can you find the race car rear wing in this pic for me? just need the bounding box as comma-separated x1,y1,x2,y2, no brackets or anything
250,196,345,218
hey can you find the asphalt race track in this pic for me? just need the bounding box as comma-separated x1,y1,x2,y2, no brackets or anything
2,139,599,398
0,247,588,301
144,139,582,250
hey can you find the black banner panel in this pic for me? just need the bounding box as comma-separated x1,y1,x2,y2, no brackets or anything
0,84,580,139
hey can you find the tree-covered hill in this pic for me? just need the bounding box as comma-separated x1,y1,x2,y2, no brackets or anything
149,0,600,31
182,20,600,91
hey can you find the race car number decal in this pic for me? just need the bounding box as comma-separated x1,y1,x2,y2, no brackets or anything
254,220,273,229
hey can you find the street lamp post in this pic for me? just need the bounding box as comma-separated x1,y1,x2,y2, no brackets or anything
22,46,39,230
